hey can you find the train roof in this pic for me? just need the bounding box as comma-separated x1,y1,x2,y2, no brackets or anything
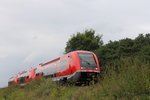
68,50,94,54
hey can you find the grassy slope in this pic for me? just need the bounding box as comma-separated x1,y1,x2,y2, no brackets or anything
0,58,150,100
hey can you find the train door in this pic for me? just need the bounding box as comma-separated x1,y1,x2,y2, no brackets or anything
67,55,73,75
59,55,72,77
59,56,67,76
56,60,61,77
30,68,36,80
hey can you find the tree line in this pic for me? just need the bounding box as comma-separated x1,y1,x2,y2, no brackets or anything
65,29,150,65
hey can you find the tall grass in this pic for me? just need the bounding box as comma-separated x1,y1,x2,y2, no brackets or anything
0,57,149,100
100,57,150,100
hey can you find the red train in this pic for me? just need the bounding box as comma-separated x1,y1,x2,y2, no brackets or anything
8,50,100,86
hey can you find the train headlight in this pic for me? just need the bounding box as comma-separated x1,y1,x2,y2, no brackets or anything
95,68,98,70
81,67,84,69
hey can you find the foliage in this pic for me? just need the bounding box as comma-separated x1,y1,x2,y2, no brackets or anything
65,29,103,53
95,33,150,65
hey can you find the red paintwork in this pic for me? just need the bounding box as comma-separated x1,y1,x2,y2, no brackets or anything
8,50,100,86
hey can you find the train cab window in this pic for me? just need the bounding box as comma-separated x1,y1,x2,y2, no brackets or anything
60,58,67,70
78,53,97,69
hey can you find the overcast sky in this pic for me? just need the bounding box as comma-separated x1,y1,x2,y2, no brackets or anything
0,0,150,87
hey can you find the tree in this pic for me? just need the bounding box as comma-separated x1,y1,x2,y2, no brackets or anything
65,29,103,53
95,33,150,65
117,38,135,57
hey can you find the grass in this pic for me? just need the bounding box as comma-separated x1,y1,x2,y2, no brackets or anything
0,57,150,100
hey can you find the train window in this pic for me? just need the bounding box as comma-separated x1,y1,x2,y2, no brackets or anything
26,76,29,79
60,58,67,70
20,77,25,83
41,72,43,76
53,73,56,77
43,66,56,76
36,73,39,76
78,53,97,69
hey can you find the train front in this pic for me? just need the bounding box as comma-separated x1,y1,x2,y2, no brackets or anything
69,51,100,84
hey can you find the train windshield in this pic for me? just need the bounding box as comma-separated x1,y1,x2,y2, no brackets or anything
78,53,97,69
